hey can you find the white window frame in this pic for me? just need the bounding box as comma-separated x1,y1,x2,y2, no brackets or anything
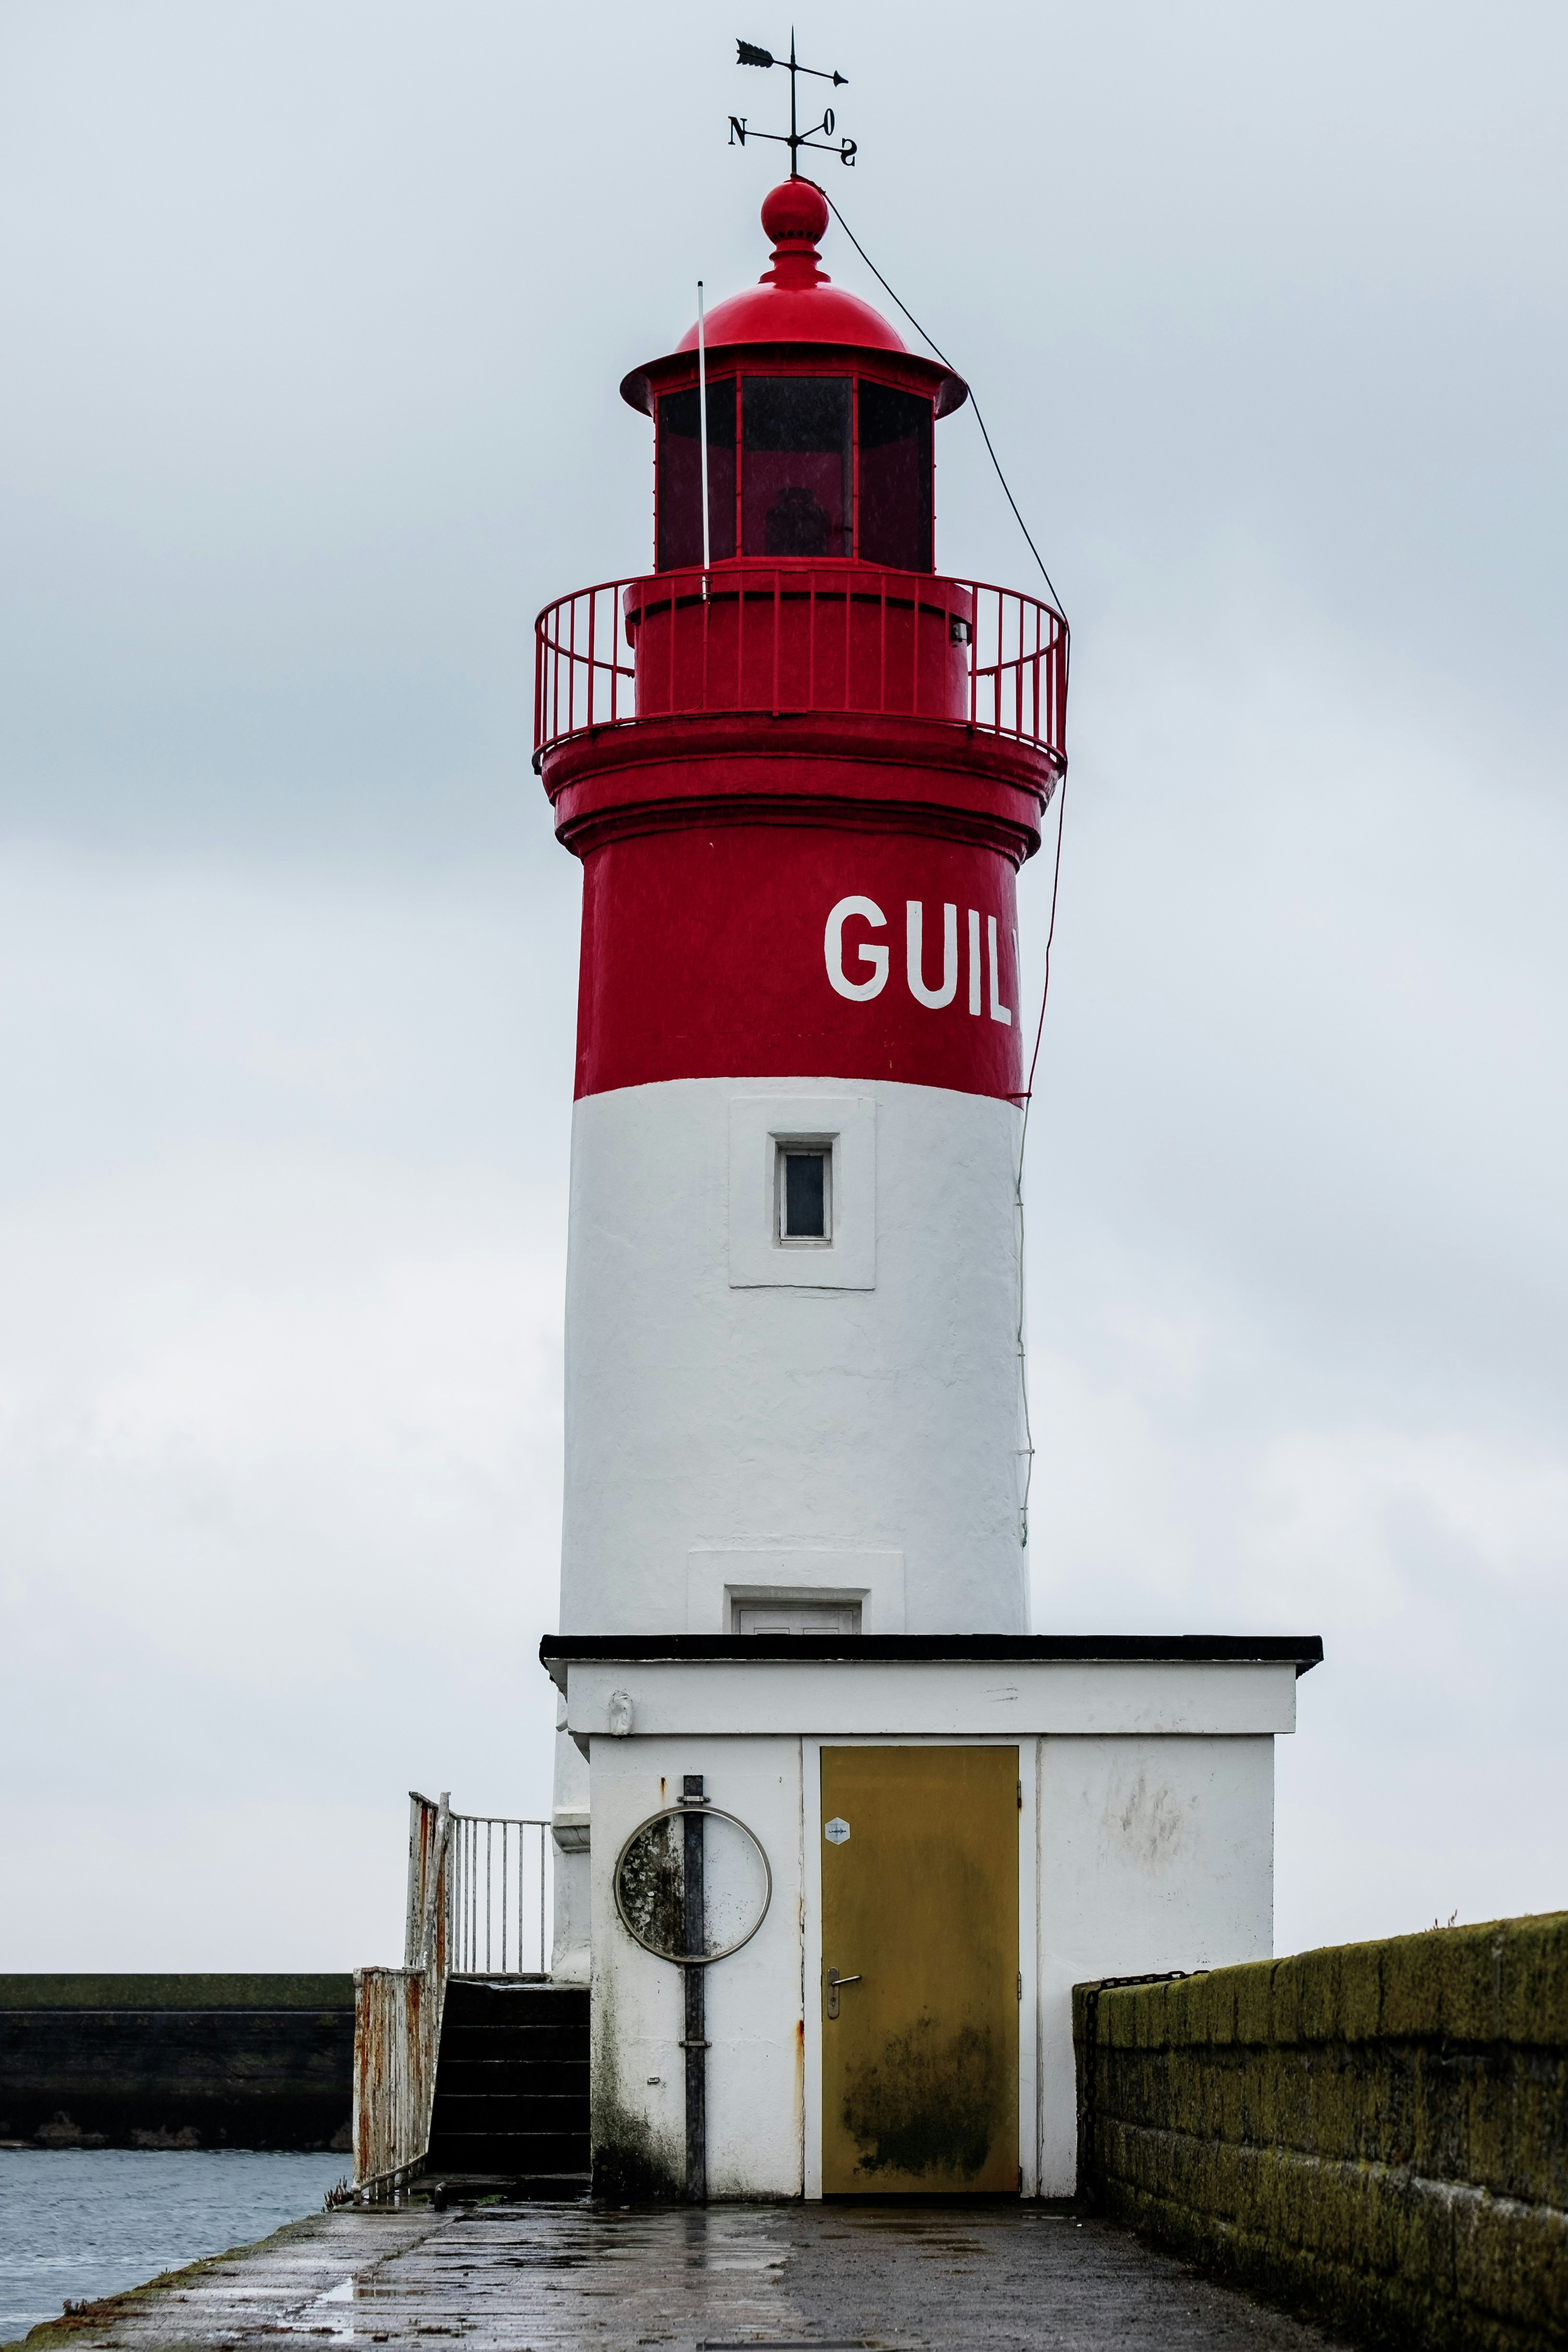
732,1592,864,1634
727,1094,875,1289
776,1138,834,1248
686,1547,905,1631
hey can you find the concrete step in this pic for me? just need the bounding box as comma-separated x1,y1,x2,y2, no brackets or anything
441,1981,588,2028
429,2093,588,2134
428,1978,590,2186
425,2130,591,2174
436,2022,589,2062
434,2055,588,2098
428,2171,590,2206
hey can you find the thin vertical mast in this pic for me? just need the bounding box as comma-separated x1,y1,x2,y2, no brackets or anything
697,280,711,600
789,28,799,172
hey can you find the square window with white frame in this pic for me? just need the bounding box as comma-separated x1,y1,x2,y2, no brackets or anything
727,1094,874,1290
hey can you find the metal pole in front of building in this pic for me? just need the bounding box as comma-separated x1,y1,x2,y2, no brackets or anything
682,1774,708,2201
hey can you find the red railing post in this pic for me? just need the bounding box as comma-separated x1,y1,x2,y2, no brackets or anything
808,571,816,710
969,582,979,730
702,575,711,712
910,577,922,717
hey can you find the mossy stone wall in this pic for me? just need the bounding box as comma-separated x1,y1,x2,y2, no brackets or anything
0,1975,354,2149
1074,1912,1568,2351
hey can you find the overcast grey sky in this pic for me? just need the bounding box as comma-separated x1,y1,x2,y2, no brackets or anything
2,0,1564,1970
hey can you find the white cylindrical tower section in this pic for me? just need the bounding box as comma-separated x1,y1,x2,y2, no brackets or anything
563,1071,1028,1636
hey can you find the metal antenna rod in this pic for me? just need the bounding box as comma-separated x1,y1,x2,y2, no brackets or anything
788,26,798,174
697,281,711,597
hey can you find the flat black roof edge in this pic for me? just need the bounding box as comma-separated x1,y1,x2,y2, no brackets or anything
540,1633,1323,1676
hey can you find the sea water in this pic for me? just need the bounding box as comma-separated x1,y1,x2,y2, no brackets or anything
0,2148,348,2342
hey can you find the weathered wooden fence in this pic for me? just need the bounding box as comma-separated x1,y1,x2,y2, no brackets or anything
351,1792,554,2197
352,1792,453,2198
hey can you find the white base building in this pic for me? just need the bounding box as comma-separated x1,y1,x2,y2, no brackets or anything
543,1636,1317,2199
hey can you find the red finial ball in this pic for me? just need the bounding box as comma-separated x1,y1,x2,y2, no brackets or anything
760,178,830,249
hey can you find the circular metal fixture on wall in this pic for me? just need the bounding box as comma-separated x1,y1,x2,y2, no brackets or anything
612,1803,773,1965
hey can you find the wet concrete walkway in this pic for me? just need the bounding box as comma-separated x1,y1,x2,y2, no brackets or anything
12,2199,1354,2352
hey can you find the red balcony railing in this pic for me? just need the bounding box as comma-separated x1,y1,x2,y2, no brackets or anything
533,566,1067,770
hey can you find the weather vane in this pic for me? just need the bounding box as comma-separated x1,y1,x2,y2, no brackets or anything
729,33,857,172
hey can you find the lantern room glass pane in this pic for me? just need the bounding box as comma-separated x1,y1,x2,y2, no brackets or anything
857,381,933,572
657,382,736,571
743,377,852,558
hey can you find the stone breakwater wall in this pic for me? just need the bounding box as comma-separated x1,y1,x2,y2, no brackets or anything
1074,1912,1568,2351
0,1974,354,2151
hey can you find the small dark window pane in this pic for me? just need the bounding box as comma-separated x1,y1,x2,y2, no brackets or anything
657,382,736,571
783,1151,827,1238
743,378,852,558
857,381,933,572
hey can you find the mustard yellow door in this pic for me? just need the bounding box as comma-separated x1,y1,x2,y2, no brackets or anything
820,1745,1019,2194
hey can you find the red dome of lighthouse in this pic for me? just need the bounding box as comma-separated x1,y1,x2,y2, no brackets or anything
678,179,905,356
620,181,968,416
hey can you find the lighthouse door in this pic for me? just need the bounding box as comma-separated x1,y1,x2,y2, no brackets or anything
820,1745,1019,2194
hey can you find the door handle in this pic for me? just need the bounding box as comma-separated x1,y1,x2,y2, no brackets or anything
825,1967,862,2020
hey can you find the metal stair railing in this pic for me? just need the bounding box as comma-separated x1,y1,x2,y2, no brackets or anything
350,1793,553,2200
448,1812,551,1980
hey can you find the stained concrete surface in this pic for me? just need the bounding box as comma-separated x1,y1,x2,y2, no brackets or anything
8,2198,1357,2351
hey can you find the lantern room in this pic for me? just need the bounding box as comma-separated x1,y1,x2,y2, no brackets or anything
620,178,968,578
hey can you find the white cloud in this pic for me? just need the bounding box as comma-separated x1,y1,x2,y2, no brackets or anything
0,855,571,1964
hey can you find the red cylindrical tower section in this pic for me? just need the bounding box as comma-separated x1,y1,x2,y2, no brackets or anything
549,711,1047,1102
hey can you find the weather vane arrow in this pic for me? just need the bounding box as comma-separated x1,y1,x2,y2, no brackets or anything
729,32,857,171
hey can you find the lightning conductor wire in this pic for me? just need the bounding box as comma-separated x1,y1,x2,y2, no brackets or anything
1013,773,1067,1548
821,192,1071,1547
823,194,1068,626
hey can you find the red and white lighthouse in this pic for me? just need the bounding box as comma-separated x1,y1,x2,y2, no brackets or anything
535,178,1310,2202
539,179,1065,1675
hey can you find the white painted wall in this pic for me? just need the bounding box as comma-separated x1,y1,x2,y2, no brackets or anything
588,1735,805,2200
551,1691,592,1984
560,1077,1029,1637
561,1657,1299,1741
1034,1734,1276,2193
555,1657,1292,1981
575,1679,1282,2198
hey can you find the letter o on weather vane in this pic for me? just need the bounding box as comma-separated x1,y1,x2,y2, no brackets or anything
824,896,888,1001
